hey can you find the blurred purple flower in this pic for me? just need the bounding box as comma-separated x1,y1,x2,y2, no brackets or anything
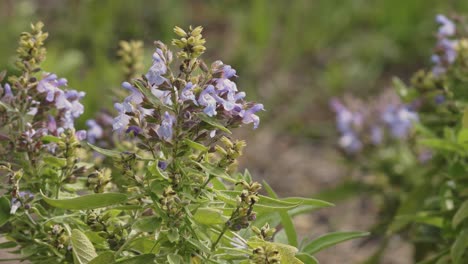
382,106,418,139
436,14,456,37
339,132,362,153
86,119,103,143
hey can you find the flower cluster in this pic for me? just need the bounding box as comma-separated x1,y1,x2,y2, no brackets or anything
112,30,264,143
331,91,418,153
432,15,458,76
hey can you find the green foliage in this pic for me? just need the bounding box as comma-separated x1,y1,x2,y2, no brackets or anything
0,22,367,264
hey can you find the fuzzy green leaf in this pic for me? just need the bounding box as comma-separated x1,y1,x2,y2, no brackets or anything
0,196,10,227
41,192,127,210
193,208,228,225
302,231,369,255
132,216,161,233
451,229,468,264
87,142,121,157
89,252,115,264
71,229,97,264
197,113,232,134
453,200,468,228
116,254,155,263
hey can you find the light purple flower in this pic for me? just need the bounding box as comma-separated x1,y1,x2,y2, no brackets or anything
146,49,168,86
113,102,132,132
339,132,362,153
75,130,87,141
151,87,173,105
37,74,68,102
157,111,175,141
86,120,103,143
65,90,85,118
382,106,418,139
122,82,143,105
1,83,14,102
436,15,456,37
240,104,264,129
198,85,218,117
221,65,237,79
180,82,198,105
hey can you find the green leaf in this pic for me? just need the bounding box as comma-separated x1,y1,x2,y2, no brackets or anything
183,139,208,152
87,142,121,158
132,216,161,232
453,200,468,228
419,138,464,155
0,196,10,227
116,254,155,264
197,113,232,134
128,237,160,254
41,135,62,143
41,192,127,210
167,254,183,264
193,208,228,225
0,241,17,249
388,184,432,233
302,231,369,255
167,228,179,243
89,252,115,264
451,229,468,264
71,229,97,264
463,108,468,129
263,181,298,247
43,156,67,167
295,253,319,264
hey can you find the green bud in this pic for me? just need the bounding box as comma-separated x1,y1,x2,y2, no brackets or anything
173,26,187,37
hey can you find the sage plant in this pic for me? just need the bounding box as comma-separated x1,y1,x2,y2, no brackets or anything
0,23,367,263
332,14,468,263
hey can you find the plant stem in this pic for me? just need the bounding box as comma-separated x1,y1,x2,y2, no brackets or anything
211,224,228,251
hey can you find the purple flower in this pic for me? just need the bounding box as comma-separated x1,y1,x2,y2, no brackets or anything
330,99,362,134
339,132,362,153
432,15,458,76
156,111,175,141
436,15,456,38
198,85,218,117
435,94,445,104
126,125,142,136
146,49,168,86
240,104,264,129
180,82,198,105
382,106,418,139
65,90,85,118
122,82,143,105
37,74,68,102
158,160,168,170
151,87,173,105
75,130,87,141
86,120,103,143
1,83,14,102
113,102,132,132
221,65,237,79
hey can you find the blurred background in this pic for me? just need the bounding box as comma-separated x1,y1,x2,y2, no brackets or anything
1,0,468,263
